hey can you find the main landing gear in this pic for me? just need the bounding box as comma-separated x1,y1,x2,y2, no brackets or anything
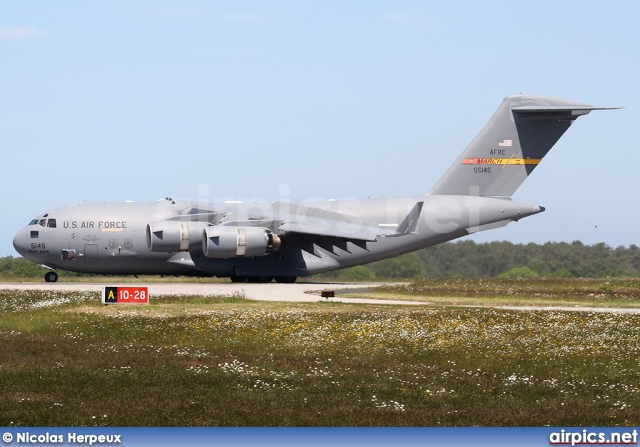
230,275,297,284
44,271,59,283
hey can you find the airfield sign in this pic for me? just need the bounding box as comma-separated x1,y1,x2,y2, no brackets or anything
102,286,149,304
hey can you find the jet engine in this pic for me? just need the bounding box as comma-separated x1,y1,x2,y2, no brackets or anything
146,221,209,252
203,226,281,258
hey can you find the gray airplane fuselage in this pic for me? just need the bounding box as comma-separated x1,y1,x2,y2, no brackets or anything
13,94,614,283
12,195,542,279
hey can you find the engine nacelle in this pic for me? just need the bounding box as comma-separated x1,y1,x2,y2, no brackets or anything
146,221,209,252
202,226,281,258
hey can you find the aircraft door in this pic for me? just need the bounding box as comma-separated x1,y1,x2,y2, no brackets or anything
84,244,99,265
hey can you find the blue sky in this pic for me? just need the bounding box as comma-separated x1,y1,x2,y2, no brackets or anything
1,1,638,257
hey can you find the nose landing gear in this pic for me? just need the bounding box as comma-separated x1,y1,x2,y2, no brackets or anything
44,271,59,283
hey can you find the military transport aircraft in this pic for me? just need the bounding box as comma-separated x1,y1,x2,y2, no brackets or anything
13,94,615,283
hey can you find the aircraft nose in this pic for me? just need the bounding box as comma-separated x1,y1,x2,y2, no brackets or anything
13,228,30,257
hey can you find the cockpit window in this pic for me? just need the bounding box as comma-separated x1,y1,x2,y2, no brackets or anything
29,218,57,228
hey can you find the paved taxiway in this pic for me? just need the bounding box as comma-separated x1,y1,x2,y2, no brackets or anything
0,282,426,306
3,282,640,313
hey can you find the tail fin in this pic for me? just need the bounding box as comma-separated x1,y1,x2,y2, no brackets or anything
427,94,615,197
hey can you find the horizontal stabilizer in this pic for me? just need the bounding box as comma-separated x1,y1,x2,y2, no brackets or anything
512,105,620,114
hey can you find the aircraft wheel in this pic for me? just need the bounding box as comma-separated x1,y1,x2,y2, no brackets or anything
230,275,247,283
248,275,273,283
275,276,297,283
44,271,59,283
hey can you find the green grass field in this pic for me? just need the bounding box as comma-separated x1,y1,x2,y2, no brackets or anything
1,280,640,426
358,277,640,308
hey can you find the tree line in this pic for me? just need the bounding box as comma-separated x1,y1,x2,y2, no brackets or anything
320,240,640,279
2,240,640,279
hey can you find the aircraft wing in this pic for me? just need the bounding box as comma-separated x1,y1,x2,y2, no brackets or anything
274,200,423,241
214,200,424,241
277,201,424,256
278,221,394,241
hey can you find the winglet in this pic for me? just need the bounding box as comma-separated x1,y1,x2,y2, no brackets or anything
395,201,423,235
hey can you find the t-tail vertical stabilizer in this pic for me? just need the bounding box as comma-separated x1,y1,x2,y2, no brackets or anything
427,94,615,197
